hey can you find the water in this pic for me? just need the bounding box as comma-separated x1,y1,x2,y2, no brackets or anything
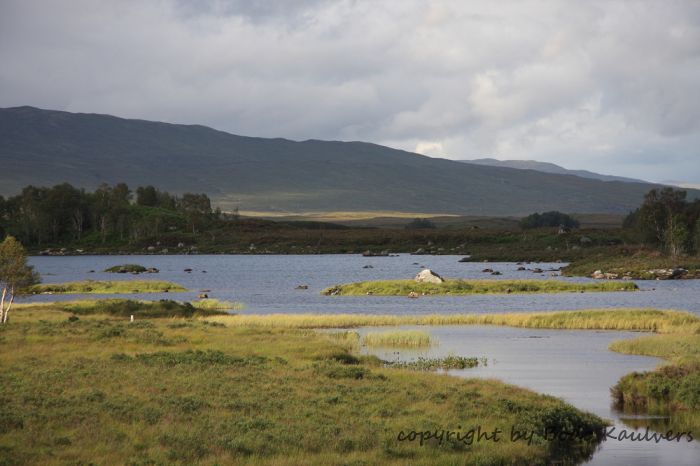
25,254,700,315
357,325,700,465
24,254,700,464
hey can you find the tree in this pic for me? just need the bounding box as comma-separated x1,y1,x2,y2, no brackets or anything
0,236,39,324
405,218,436,229
520,211,579,229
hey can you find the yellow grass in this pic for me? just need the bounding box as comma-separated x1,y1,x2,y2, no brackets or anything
362,330,434,348
203,308,699,333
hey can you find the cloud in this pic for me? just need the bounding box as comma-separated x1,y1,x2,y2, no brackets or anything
0,0,698,183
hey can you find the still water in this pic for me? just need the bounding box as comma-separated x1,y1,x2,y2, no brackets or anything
25,254,700,464
357,326,699,465
25,254,700,315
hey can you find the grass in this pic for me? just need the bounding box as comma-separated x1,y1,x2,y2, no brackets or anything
28,280,187,294
563,252,700,279
321,279,639,296
104,264,148,273
389,356,481,371
608,333,700,430
362,330,434,348
0,305,607,465
191,298,244,311
203,308,699,333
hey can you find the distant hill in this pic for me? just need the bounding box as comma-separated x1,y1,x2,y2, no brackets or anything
0,106,689,216
460,158,645,183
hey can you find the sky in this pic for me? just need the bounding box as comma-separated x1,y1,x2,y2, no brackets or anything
1,0,699,184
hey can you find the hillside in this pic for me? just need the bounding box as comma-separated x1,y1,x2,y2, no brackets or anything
460,158,645,183
0,106,686,215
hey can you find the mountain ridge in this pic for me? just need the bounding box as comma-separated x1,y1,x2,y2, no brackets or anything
0,106,692,215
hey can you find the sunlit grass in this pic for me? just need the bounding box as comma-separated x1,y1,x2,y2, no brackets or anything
0,305,607,465
204,308,698,333
28,280,187,294
362,330,433,348
322,279,638,296
191,299,244,311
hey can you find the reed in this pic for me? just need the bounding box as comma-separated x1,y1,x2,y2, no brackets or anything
203,308,698,333
362,330,433,348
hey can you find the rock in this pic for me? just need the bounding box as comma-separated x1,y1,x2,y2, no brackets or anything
184,268,193,273
414,269,444,284
295,285,309,290
412,248,426,255
531,268,543,273
147,246,156,252
363,265,374,269
407,291,419,299
200,289,211,293
517,267,526,271
580,236,592,244
482,268,493,273
198,293,209,299
458,257,471,262
146,267,159,273
491,271,502,276
591,270,619,279
177,242,185,248
363,250,389,257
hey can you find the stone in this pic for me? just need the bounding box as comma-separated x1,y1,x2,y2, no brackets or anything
414,269,444,284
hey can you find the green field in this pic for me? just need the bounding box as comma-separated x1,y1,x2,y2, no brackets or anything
0,304,609,465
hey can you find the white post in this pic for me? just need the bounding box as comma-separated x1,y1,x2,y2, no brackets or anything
130,314,134,323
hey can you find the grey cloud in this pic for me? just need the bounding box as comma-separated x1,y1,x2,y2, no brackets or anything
0,0,698,183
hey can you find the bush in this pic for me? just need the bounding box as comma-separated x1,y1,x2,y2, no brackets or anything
520,211,580,229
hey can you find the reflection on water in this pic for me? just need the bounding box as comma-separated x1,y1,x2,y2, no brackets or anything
357,325,700,466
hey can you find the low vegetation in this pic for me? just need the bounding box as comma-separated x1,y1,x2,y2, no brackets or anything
104,264,148,273
389,355,481,371
191,298,244,311
362,330,433,348
0,304,607,465
609,333,700,431
322,279,638,296
562,252,700,279
28,280,187,294
204,308,699,333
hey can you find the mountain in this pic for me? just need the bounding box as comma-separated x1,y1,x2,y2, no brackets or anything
460,158,645,183
0,106,689,216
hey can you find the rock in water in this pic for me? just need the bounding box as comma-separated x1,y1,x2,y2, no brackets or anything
414,269,445,284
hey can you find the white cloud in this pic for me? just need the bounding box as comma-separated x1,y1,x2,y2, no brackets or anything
0,0,698,183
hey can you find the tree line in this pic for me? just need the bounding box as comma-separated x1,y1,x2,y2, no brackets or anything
624,187,700,256
0,183,223,246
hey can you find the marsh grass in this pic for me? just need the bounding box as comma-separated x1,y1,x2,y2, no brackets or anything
362,330,434,348
61,299,226,318
28,280,187,294
609,333,700,428
204,308,698,333
0,306,607,465
322,279,638,296
191,298,244,311
389,355,480,371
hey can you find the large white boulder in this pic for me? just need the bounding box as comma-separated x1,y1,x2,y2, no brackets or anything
414,269,444,284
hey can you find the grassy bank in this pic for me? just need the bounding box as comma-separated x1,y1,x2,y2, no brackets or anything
28,280,187,294
322,279,638,296
609,333,700,430
204,309,699,333
562,252,700,279
0,305,606,465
